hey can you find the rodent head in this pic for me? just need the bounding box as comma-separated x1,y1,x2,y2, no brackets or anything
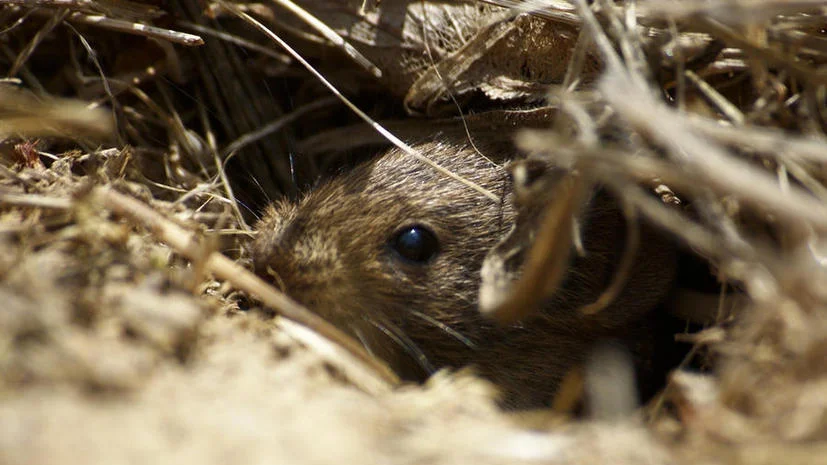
249,141,676,407
250,142,515,381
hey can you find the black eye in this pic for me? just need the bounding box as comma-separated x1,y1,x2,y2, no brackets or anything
390,225,440,263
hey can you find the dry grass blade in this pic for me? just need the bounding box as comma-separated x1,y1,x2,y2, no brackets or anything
267,0,381,77
683,69,744,124
685,116,827,162
3,2,203,46
0,86,114,139
479,0,581,25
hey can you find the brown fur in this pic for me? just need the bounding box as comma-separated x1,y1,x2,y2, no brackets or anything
249,141,676,407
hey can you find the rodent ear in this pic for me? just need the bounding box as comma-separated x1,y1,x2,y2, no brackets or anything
479,159,587,323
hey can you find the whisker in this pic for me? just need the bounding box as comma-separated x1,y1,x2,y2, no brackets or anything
364,316,436,375
407,310,478,350
350,324,377,359
264,266,287,292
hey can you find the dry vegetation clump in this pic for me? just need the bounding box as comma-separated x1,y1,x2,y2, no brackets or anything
0,0,826,464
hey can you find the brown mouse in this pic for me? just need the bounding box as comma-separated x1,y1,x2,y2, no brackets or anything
249,139,676,407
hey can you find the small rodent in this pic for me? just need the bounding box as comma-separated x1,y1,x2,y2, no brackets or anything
250,139,676,407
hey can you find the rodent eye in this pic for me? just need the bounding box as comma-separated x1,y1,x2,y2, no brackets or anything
390,225,440,263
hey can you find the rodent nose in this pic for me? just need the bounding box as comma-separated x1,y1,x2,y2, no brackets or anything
256,246,345,310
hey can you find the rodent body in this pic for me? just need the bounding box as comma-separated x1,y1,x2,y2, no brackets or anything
250,140,676,407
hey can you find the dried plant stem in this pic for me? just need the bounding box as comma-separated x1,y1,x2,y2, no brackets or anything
684,69,744,124
267,0,381,78
0,192,72,209
67,12,204,46
485,173,588,324
92,186,400,393
685,116,827,162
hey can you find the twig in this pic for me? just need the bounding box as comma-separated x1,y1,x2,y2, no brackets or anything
0,192,72,209
267,0,381,78
67,12,204,46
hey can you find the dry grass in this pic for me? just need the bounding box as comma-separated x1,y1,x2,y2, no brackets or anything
0,0,826,464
